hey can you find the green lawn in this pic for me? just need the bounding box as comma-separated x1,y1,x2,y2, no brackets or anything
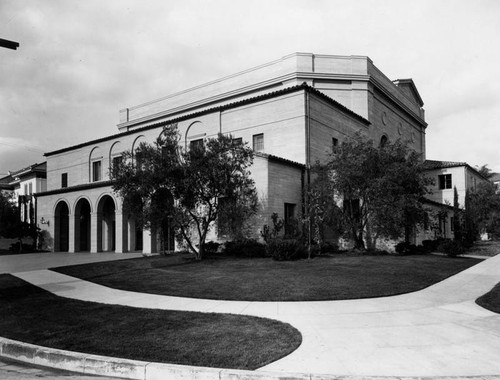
53,254,482,301
476,282,500,313
0,274,301,370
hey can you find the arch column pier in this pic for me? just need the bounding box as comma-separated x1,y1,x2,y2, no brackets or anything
115,211,127,253
142,229,152,254
142,228,158,254
90,212,99,253
68,216,75,253
128,218,136,252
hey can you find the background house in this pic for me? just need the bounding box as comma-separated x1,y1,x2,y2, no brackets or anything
423,160,489,206
0,162,47,224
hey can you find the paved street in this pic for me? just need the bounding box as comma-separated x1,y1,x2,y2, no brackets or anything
11,253,500,378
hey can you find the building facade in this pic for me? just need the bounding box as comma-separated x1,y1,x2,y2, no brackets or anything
36,53,428,253
423,160,488,206
0,162,47,225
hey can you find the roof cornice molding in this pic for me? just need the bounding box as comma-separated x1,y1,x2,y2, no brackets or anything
370,77,427,128
45,83,369,157
423,160,489,181
118,72,373,130
35,180,114,197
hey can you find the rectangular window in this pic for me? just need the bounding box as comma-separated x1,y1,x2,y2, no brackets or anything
438,174,452,189
232,137,243,145
135,151,144,170
190,139,204,151
253,133,264,152
28,183,32,195
24,184,28,194
61,173,68,188
112,156,123,172
332,137,339,153
92,160,102,182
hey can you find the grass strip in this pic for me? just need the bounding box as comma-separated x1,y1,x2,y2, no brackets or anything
476,282,500,313
0,274,301,370
53,254,481,301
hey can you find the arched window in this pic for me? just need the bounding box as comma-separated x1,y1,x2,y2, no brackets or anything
185,121,206,150
89,146,103,182
109,141,122,178
131,135,147,167
380,135,388,148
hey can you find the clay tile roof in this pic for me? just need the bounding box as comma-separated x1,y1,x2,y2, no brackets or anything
422,160,468,170
423,160,489,181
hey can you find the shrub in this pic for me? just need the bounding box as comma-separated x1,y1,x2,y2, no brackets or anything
202,241,221,256
9,242,34,253
363,248,389,256
319,241,339,254
267,238,306,261
395,241,415,255
394,242,428,255
260,213,284,243
224,239,267,258
437,239,466,257
422,239,439,252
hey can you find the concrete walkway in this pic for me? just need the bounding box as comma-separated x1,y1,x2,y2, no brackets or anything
10,254,500,378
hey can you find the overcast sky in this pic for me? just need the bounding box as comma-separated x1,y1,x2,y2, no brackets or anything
1,0,499,175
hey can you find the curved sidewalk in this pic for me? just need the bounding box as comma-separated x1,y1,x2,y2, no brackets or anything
9,254,500,378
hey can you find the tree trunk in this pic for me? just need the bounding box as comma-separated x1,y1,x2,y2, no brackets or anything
353,226,365,250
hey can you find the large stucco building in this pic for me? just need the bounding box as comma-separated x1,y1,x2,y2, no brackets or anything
36,52,429,253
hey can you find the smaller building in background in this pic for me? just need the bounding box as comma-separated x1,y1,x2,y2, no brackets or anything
414,198,454,245
423,160,488,207
0,162,47,225
0,173,15,197
490,173,500,193
412,159,491,245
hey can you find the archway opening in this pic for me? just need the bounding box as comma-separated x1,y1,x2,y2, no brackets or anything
97,195,116,252
75,198,91,252
151,188,175,253
54,201,69,252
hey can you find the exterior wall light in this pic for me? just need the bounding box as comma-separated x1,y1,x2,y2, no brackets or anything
40,217,50,226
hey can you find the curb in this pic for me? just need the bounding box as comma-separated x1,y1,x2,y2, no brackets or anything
1,337,499,380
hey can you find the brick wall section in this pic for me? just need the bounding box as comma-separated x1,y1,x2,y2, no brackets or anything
221,92,306,163
308,94,369,163
370,89,426,157
267,160,303,223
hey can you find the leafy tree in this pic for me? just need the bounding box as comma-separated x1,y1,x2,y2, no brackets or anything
0,192,39,252
463,189,477,244
260,212,284,243
466,181,500,239
303,163,343,256
326,136,432,249
112,126,257,260
476,164,494,179
453,186,463,241
0,192,18,238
